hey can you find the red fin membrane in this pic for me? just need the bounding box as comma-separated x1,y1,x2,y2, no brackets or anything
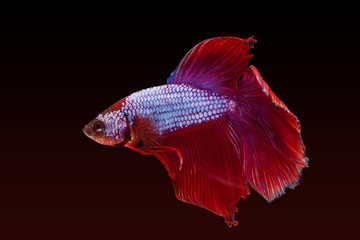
154,122,250,227
125,115,162,153
167,36,255,96
166,36,307,203
232,66,308,201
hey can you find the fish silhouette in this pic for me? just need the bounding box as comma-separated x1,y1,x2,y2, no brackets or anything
83,36,308,227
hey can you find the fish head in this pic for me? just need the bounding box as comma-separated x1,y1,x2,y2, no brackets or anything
83,108,130,147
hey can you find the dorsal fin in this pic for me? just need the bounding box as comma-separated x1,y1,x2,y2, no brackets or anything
167,36,256,96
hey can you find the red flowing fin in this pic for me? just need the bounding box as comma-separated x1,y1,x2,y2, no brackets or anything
154,122,250,227
167,36,255,96
125,116,183,179
231,65,308,202
125,115,162,152
154,148,182,181
247,65,292,115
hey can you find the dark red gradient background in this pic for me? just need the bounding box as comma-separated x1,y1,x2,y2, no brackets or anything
0,16,359,238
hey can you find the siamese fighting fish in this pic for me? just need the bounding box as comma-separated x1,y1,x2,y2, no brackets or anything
83,36,308,227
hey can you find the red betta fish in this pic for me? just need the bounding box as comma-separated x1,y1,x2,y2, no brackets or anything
83,36,308,227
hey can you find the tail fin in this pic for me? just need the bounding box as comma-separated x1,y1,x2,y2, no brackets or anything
158,36,307,225
230,66,308,201
167,36,308,202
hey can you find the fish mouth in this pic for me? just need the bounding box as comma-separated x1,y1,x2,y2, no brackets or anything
82,123,130,147
82,124,93,138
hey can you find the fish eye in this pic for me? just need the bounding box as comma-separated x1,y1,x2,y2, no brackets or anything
93,121,105,133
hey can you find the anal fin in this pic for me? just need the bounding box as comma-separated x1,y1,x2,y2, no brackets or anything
153,122,250,226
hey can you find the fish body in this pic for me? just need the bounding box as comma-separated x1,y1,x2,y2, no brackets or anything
122,84,234,135
83,36,308,227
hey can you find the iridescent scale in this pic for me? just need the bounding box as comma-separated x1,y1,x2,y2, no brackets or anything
122,84,236,134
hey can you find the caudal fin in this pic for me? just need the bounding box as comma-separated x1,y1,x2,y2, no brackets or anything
231,66,308,201
160,36,307,225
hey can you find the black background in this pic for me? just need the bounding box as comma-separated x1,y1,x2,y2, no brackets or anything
0,15,359,238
